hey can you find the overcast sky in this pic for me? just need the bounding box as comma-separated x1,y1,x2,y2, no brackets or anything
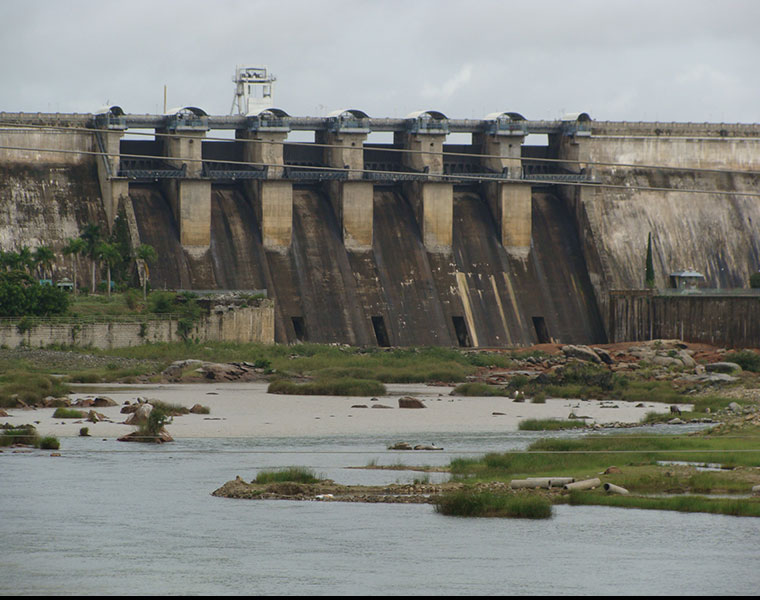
1,0,758,123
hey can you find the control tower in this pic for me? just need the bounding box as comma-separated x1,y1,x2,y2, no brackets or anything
230,66,276,115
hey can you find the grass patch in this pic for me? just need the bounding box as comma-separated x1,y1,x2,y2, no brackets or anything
254,467,321,484
434,490,553,519
52,407,85,419
267,377,386,396
518,418,588,431
451,382,512,397
562,490,760,518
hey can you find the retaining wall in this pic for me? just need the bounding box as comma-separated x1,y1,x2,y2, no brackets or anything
0,304,275,349
609,290,760,348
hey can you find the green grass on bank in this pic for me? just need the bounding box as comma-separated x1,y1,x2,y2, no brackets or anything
561,491,760,518
0,371,71,408
449,430,760,490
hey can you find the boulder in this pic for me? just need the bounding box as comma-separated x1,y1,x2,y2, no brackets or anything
125,403,153,425
561,345,601,363
92,396,117,407
371,404,393,409
592,347,614,365
398,397,426,409
652,355,682,368
728,402,743,413
189,404,208,414
117,429,173,444
413,444,443,451
350,404,368,409
87,410,107,423
388,442,413,450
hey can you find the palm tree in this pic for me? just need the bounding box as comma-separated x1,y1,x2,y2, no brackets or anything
32,245,55,282
62,237,86,294
97,242,122,298
80,223,102,293
135,244,158,300
17,246,33,273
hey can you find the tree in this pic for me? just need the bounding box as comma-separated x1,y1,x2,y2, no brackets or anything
62,237,86,295
80,223,102,293
17,246,33,273
32,246,55,281
97,242,121,298
135,244,158,300
645,232,655,289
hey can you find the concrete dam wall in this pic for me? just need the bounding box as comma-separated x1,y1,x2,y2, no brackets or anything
126,181,603,346
1,111,758,347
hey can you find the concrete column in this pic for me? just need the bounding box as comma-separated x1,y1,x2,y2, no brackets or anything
321,130,373,250
327,180,374,250
237,130,288,178
395,131,446,175
320,131,367,180
163,179,212,247
164,131,205,177
485,182,532,254
406,181,453,252
251,180,293,250
473,132,525,177
94,129,126,229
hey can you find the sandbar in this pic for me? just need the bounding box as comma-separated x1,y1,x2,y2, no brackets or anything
2,382,677,439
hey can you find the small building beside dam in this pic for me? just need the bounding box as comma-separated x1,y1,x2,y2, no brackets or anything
1,108,759,347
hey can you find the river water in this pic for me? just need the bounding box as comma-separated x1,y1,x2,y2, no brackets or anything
2,430,759,595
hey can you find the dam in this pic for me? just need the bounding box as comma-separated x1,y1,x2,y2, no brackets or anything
1,108,759,346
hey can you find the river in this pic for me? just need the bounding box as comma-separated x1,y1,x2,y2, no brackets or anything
2,431,759,595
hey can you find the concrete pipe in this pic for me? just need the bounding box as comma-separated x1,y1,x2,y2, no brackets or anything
510,479,542,489
603,482,629,495
563,478,601,491
548,477,575,488
526,477,553,488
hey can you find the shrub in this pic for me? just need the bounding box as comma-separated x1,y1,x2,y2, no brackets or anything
140,406,172,436
53,408,85,419
724,350,760,373
79,427,89,437
434,490,552,519
38,436,60,450
750,272,760,289
254,467,321,484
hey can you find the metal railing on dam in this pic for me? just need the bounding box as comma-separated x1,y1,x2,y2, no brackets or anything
3,111,760,137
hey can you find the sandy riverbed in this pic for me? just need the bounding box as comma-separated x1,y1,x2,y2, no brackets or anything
2,382,682,439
